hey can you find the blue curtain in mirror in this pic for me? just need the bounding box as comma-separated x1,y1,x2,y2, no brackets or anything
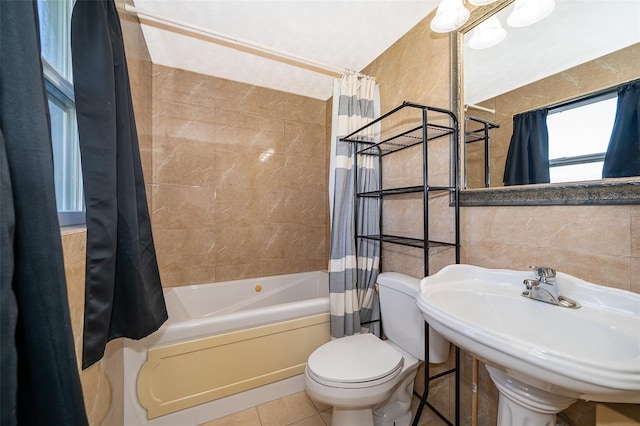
503,109,550,186
603,81,640,178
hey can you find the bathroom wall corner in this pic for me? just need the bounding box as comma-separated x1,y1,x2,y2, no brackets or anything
99,340,124,426
62,229,122,425
325,95,332,261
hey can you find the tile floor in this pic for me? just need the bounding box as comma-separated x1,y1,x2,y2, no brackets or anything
199,391,448,426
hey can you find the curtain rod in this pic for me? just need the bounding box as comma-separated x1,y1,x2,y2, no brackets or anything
465,103,495,114
516,77,640,117
119,4,371,80
545,77,640,113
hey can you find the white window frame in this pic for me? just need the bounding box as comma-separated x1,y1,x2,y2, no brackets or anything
39,0,85,226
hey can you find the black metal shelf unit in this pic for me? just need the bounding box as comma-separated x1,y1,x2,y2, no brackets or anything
341,101,461,425
464,115,499,188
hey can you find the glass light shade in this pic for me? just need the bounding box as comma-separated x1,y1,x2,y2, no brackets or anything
468,16,507,49
430,0,470,33
507,0,555,27
468,0,499,6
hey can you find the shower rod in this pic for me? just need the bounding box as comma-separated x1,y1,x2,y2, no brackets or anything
119,3,371,80
465,103,496,114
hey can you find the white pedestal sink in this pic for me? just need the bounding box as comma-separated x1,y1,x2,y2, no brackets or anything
416,264,640,426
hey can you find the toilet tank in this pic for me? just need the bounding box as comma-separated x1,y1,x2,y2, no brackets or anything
377,272,425,360
378,272,450,363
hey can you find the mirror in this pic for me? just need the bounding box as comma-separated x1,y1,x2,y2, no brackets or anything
457,0,640,200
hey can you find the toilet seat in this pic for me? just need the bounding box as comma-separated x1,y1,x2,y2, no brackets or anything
306,334,404,389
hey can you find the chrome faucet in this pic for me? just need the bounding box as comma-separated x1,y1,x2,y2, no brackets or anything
522,266,581,309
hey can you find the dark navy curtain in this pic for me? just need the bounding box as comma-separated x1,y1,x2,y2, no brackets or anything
71,0,168,369
0,0,88,424
503,109,550,186
603,81,640,178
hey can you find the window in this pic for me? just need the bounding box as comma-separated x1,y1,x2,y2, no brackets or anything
37,0,85,226
547,93,617,184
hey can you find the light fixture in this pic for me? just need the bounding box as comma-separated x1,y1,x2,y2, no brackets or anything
468,0,499,6
430,0,470,33
507,0,555,27
468,15,506,49
429,0,556,37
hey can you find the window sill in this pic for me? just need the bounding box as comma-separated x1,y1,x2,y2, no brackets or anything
61,225,87,236
460,178,640,206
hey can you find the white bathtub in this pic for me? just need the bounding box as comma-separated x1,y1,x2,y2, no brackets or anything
124,271,330,425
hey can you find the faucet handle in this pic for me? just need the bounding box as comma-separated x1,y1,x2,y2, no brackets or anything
523,279,540,290
529,266,556,281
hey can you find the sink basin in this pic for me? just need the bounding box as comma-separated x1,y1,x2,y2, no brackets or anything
417,264,640,424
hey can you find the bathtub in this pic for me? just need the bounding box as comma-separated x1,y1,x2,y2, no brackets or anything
123,271,330,425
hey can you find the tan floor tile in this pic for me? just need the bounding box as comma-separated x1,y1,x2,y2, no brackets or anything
257,392,318,426
318,409,332,426
287,414,326,426
308,396,331,413
411,396,448,426
199,407,261,426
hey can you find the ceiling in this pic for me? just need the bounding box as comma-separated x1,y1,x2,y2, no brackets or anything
132,1,640,103
133,0,439,100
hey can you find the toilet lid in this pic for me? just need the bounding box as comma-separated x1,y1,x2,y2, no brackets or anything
307,334,403,388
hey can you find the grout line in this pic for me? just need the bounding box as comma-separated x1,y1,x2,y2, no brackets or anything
255,405,265,426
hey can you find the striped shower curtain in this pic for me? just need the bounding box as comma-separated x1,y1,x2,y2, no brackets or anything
328,74,380,338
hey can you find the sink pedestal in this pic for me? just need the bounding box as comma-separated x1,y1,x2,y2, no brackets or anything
486,365,576,426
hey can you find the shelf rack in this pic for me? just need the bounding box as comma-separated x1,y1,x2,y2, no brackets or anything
340,101,461,425
464,115,499,188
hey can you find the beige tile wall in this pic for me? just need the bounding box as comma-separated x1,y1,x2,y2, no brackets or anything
360,8,640,426
150,65,328,286
363,13,458,279
466,42,640,189
462,205,638,291
62,229,118,426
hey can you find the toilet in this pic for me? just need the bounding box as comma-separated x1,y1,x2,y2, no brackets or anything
304,272,450,426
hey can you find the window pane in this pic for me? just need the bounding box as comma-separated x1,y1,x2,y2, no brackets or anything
547,95,618,183
48,97,67,210
48,97,84,213
547,97,617,159
550,161,605,183
37,0,71,79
